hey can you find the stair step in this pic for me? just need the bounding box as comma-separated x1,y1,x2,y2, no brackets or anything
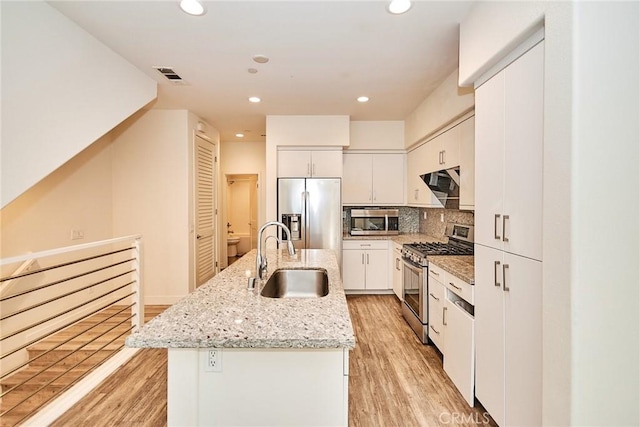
0,305,169,427
1,366,90,388
24,348,116,368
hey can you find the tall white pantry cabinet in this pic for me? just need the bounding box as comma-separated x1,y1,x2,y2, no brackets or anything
474,41,544,427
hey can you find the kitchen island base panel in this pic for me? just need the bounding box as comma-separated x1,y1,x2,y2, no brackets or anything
168,347,349,426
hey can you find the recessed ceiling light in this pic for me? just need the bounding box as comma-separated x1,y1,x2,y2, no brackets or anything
248,97,261,103
387,0,412,14
248,68,258,74
357,96,370,103
252,55,269,64
235,133,245,138
179,0,206,16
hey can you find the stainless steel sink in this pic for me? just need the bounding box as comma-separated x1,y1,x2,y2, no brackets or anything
261,268,329,298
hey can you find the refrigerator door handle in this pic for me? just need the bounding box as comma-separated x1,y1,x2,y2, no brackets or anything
304,191,310,247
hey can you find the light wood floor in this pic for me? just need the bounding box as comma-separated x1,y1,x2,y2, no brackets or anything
51,296,495,427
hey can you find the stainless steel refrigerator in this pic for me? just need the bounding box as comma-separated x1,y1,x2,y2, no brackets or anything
277,178,342,267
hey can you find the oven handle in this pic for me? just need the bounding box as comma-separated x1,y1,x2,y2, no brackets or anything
402,257,423,275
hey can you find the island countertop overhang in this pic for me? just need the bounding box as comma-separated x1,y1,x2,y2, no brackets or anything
125,249,356,350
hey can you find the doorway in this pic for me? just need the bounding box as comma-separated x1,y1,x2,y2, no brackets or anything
225,174,258,266
194,135,217,287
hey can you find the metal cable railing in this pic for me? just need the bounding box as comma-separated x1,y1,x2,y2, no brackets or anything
0,235,144,426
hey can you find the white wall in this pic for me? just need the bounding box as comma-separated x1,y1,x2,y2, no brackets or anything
348,121,404,151
265,116,349,228
460,2,640,425
0,1,157,208
404,68,475,148
0,135,113,258
571,2,639,425
111,110,191,304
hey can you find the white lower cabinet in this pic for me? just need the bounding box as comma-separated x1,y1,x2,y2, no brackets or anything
443,296,475,407
342,240,389,291
475,244,542,427
428,263,475,407
391,242,403,300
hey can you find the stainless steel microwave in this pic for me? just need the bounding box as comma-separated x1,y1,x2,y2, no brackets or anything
350,209,399,235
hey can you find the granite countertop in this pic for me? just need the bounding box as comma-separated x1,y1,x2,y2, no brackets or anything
125,249,355,350
428,255,475,284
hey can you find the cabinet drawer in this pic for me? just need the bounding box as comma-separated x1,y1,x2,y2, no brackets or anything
342,240,388,250
445,273,474,305
427,264,445,282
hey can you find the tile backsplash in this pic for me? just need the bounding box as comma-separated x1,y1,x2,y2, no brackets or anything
419,208,474,238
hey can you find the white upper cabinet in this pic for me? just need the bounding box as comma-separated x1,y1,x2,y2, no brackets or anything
406,144,443,208
278,149,343,178
343,153,404,205
425,125,460,173
475,42,543,261
459,116,475,210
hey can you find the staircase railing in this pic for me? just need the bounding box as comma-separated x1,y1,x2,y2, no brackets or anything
0,235,144,426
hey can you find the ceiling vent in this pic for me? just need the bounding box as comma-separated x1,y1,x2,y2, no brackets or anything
153,66,189,85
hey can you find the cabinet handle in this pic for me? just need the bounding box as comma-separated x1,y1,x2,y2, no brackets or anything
429,269,439,276
449,282,462,291
361,253,364,265
373,191,376,201
414,189,419,200
494,261,501,287
360,244,371,247
429,292,440,301
430,325,440,335
443,306,447,326
312,163,315,176
307,163,311,176
396,258,400,270
442,150,446,165
502,215,510,242
502,264,510,291
494,214,501,240
366,253,370,264
438,151,442,164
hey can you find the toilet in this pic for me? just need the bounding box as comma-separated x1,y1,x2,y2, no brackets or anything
227,235,240,257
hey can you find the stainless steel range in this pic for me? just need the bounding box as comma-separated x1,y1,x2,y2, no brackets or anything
401,223,474,343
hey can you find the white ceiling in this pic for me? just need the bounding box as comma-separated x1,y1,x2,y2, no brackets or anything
49,1,474,142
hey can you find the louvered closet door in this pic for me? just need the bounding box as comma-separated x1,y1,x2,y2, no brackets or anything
195,135,216,286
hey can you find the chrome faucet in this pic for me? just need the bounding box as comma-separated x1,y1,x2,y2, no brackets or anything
252,221,296,286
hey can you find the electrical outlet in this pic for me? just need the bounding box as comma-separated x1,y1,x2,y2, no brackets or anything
423,212,427,220
204,348,222,372
440,213,445,222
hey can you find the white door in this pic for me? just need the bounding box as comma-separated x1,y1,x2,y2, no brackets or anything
342,250,366,290
277,150,311,177
342,154,372,204
503,252,542,426
474,244,505,426
372,154,404,204
474,71,506,250
195,135,217,286
503,42,544,261
310,150,343,177
443,298,475,407
364,249,389,290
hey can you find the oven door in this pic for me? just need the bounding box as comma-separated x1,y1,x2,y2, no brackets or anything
402,258,424,320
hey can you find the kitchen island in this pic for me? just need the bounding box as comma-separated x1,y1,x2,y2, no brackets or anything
126,249,355,427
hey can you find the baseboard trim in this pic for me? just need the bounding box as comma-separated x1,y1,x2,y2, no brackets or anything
23,347,140,426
